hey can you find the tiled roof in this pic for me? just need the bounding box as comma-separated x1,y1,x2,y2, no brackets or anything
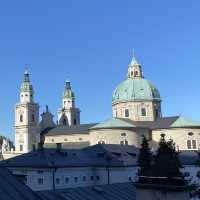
38,182,136,200
0,144,139,168
91,116,179,130
171,116,200,128
42,123,97,136
0,167,41,200
90,118,135,129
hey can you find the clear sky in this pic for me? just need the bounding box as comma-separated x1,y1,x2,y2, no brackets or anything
0,1,200,140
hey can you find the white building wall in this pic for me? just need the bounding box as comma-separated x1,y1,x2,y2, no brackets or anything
44,134,90,144
152,128,200,151
9,166,138,191
90,128,150,148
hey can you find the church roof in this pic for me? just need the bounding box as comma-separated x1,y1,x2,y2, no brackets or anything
170,116,200,128
91,115,200,130
129,56,139,66
90,118,136,130
42,123,97,136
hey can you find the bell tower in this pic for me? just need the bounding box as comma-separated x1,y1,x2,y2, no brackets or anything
58,81,80,126
15,70,40,153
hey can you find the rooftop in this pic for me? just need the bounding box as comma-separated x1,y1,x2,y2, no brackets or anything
0,144,139,168
0,167,41,200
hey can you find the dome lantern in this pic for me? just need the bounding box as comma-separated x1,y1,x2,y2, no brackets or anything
128,55,144,79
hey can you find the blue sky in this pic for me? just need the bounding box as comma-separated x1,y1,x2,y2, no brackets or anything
0,1,200,140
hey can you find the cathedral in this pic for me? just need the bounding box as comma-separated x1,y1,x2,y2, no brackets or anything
2,54,200,158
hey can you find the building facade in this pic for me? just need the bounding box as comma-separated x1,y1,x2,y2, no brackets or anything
2,54,200,158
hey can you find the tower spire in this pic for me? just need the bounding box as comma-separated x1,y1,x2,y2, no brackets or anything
20,67,34,103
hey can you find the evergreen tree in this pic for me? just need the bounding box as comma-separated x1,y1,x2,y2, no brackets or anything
152,134,182,178
138,136,152,176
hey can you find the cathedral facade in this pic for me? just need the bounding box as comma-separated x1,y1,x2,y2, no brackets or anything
3,54,200,158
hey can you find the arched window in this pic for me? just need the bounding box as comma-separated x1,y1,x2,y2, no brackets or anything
131,71,133,76
20,115,23,122
74,118,77,125
134,71,138,76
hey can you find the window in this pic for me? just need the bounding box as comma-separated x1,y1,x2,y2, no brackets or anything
115,111,118,117
120,140,128,145
188,132,194,136
32,144,36,151
37,170,43,174
121,133,126,137
64,138,68,142
131,71,133,76
79,138,82,141
128,177,132,182
56,178,60,184
63,119,67,126
83,176,86,182
155,109,159,118
187,140,191,149
90,176,94,181
31,114,35,122
134,71,138,76
96,176,100,181
98,141,105,144
125,109,129,117
20,115,23,122
74,177,78,183
20,144,23,152
187,140,197,149
74,119,77,125
38,178,43,185
141,108,146,116
65,177,69,184
184,172,190,177
192,140,197,149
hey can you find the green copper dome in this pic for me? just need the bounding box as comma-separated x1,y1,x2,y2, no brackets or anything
112,78,161,104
